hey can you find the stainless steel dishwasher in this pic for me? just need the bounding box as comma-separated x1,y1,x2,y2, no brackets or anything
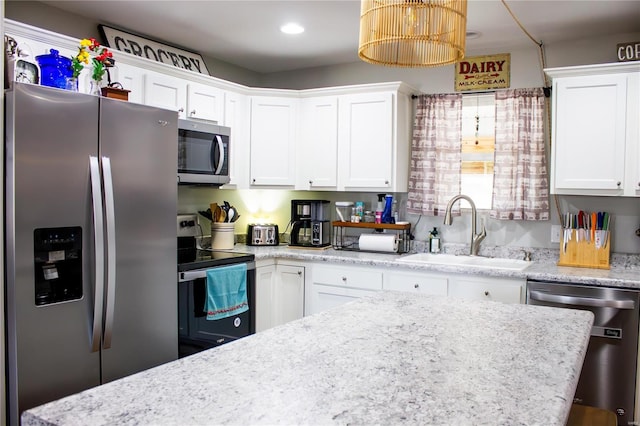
527,279,639,425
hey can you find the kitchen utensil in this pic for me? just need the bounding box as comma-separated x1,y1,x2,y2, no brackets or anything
198,209,213,221
227,208,235,222
218,208,227,223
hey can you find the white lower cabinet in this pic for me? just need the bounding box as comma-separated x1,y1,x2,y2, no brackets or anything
255,261,276,333
306,263,525,315
274,264,305,326
306,264,383,316
448,276,524,304
384,271,448,295
255,261,305,332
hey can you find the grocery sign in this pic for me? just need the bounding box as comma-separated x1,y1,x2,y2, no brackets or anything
455,53,510,92
99,24,210,75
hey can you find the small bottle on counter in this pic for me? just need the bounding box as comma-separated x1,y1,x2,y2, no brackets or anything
429,227,441,253
355,201,364,220
375,194,385,224
392,199,398,224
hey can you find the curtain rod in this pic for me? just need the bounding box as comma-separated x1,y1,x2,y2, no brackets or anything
411,86,551,99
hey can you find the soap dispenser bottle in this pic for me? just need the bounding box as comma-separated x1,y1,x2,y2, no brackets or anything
375,194,385,224
429,227,441,253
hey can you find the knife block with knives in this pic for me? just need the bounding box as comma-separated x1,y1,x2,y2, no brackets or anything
557,210,611,269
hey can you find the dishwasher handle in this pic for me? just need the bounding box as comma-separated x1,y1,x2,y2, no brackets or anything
529,290,635,310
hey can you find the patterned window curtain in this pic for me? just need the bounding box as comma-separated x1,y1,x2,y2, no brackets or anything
490,88,549,220
407,94,462,217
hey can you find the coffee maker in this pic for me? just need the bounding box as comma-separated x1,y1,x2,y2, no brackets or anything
289,200,331,247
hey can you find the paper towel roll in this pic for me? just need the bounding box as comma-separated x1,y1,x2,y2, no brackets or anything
359,233,398,253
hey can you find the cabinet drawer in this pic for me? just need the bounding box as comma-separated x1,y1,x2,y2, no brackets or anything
449,279,523,304
384,272,448,295
313,265,382,291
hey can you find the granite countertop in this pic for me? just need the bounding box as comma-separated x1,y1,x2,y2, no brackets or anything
231,244,640,289
22,292,593,426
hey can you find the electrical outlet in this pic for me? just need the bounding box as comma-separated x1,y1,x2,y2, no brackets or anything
550,225,562,243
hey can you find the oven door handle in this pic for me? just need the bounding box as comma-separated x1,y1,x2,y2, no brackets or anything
529,290,635,310
179,261,256,282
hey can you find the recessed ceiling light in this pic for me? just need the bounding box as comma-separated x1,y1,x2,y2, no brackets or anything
280,23,304,35
466,31,481,40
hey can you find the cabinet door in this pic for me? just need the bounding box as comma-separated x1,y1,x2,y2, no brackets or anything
222,90,249,188
308,284,377,316
448,277,523,304
298,96,339,189
113,63,144,105
384,271,448,295
338,92,393,190
552,74,627,193
307,265,382,315
255,264,276,332
144,71,187,118
249,96,297,186
274,265,305,326
186,82,224,122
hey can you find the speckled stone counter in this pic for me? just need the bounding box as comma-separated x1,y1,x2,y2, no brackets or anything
22,292,593,426
232,244,640,289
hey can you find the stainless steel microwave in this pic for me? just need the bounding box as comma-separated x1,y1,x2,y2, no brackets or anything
177,119,230,185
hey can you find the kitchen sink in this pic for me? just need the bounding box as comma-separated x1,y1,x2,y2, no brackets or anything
397,253,531,271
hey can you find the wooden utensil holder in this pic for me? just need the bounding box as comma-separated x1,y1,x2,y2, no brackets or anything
557,229,610,269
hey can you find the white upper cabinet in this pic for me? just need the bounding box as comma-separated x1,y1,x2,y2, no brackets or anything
547,62,640,196
338,88,411,192
144,72,225,123
297,96,339,190
112,62,144,105
221,90,249,188
249,95,298,186
144,71,188,118
297,83,412,192
186,82,224,122
338,92,394,190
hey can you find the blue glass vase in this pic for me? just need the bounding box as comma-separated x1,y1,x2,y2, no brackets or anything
35,49,72,89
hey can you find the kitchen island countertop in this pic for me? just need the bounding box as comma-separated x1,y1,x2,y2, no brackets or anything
23,292,593,425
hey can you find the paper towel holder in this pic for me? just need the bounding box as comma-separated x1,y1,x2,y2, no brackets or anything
331,221,411,254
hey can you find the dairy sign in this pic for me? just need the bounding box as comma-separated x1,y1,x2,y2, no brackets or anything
455,53,510,92
99,25,210,75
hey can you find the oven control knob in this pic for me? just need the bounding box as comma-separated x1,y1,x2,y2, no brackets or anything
234,317,241,328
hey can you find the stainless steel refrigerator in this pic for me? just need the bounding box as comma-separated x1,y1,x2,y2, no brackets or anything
5,83,178,424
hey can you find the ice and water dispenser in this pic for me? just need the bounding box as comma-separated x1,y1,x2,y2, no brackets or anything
33,227,83,306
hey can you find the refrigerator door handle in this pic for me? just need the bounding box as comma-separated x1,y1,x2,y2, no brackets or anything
101,157,117,349
89,156,105,353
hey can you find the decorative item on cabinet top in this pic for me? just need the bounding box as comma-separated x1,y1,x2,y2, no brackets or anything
98,24,210,76
4,36,40,87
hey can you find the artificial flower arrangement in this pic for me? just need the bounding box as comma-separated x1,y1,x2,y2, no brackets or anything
70,38,114,82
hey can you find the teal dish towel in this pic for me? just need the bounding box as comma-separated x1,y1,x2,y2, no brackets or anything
206,263,248,320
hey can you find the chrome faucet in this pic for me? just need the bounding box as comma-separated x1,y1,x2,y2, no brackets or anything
443,194,486,256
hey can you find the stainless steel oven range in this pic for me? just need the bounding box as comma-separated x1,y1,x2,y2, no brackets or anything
527,279,639,425
177,235,255,358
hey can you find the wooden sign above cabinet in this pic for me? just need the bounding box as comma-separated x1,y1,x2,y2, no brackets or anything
98,24,210,76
